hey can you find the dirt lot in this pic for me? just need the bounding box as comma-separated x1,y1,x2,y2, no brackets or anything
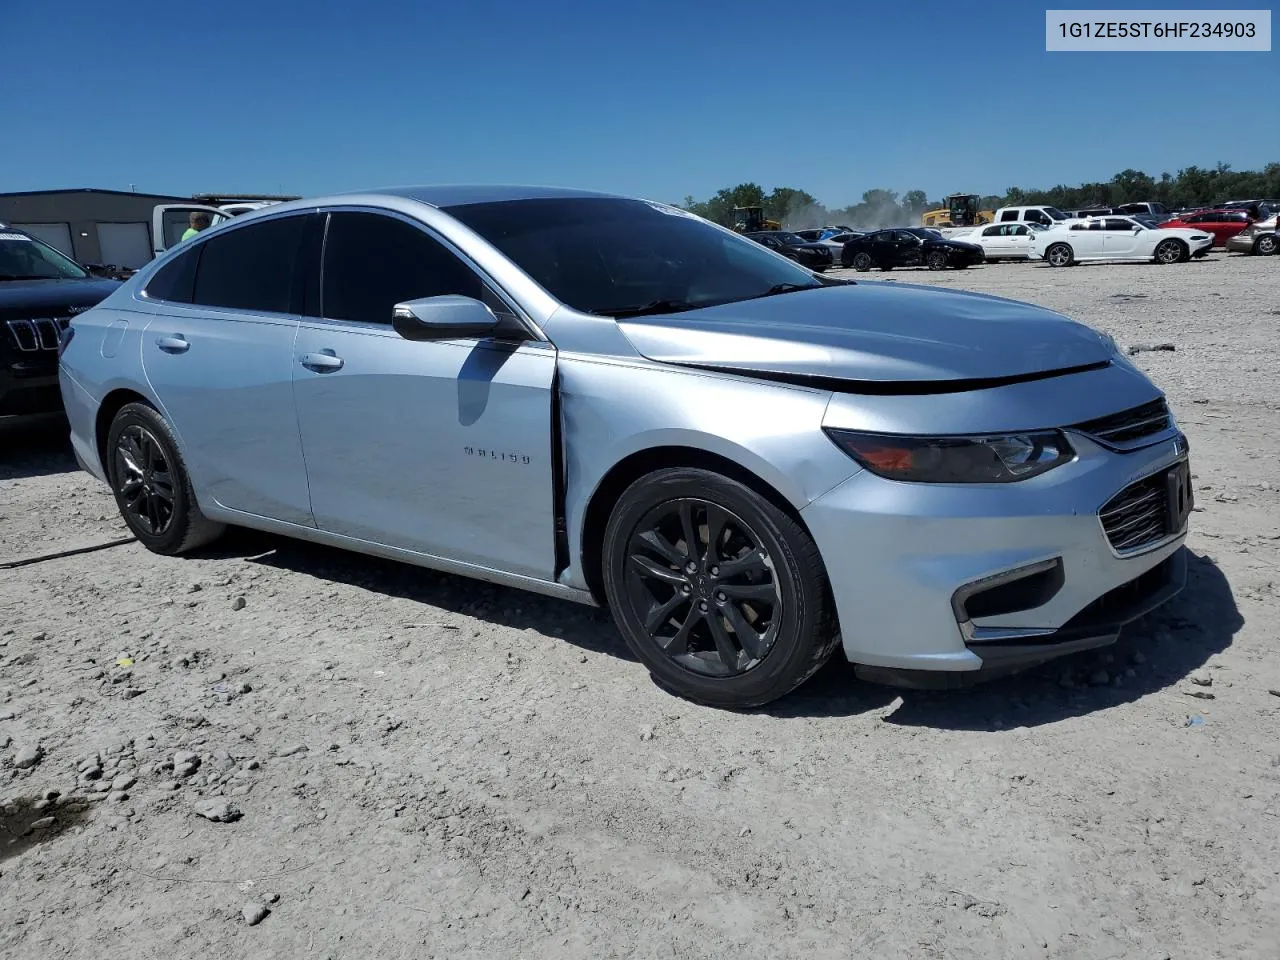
2,252,1278,960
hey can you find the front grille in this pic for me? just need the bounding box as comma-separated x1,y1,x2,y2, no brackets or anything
1099,468,1183,552
1072,398,1171,449
5,317,69,353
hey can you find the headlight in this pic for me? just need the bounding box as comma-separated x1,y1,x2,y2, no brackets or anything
824,428,1075,483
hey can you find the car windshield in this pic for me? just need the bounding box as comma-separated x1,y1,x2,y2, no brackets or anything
444,197,825,315
773,232,805,244
0,230,89,280
1044,207,1069,220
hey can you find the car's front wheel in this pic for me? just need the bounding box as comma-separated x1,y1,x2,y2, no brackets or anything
1045,243,1074,267
602,468,839,709
1154,238,1186,264
105,402,225,555
926,250,948,271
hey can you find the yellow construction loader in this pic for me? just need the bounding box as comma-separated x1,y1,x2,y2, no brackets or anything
921,194,994,229
732,205,781,232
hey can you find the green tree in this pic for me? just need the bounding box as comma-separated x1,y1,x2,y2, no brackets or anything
765,187,825,228
901,190,929,216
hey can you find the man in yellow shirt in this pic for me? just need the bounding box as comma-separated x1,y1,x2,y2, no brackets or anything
181,212,212,242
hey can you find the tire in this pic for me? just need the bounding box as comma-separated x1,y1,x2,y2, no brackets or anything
850,251,873,272
1154,238,1185,265
601,468,839,710
105,402,225,555
925,250,948,271
1045,243,1074,267
1255,234,1277,256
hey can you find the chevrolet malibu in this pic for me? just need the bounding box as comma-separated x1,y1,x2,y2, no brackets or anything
57,186,1193,708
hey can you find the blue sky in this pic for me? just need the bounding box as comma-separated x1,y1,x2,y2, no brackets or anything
2,0,1275,207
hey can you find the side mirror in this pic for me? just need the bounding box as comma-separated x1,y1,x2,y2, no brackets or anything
392,295,500,341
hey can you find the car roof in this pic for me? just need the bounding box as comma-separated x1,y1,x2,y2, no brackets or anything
209,184,643,224
350,184,627,208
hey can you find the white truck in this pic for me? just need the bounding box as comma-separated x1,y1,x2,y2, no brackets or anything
150,195,295,257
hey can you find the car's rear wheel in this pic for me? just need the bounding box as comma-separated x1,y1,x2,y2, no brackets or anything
1045,243,1074,267
602,468,839,709
850,252,873,271
1255,234,1277,256
1154,238,1185,264
106,402,224,555
925,250,948,271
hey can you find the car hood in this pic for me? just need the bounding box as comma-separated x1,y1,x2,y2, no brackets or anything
0,277,122,320
617,281,1115,386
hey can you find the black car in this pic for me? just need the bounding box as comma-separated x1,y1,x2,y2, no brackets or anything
1,225,120,418
840,227,985,271
742,231,833,271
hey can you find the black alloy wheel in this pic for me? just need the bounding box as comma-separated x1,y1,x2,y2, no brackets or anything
106,402,225,555
926,249,949,270
113,424,175,536
850,251,873,271
602,468,840,709
621,497,781,678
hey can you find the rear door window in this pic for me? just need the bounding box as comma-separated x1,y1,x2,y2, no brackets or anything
191,215,308,313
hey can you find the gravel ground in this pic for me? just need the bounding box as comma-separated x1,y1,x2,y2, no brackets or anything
2,251,1278,960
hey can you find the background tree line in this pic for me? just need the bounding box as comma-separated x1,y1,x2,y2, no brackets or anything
679,162,1280,230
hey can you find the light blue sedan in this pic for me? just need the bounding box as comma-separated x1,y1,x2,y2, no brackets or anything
57,186,1192,707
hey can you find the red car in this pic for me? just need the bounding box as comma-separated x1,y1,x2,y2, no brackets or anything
1158,209,1252,247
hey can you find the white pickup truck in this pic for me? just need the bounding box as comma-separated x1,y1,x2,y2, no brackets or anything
150,198,290,257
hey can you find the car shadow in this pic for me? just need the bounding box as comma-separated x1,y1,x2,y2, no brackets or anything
0,414,79,481
764,548,1241,729
206,528,635,661
205,535,1236,729
1,795,92,864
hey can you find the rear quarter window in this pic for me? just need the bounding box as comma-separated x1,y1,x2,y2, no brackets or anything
191,215,308,313
143,246,200,303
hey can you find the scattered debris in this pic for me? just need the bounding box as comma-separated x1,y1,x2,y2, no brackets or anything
1126,342,1176,355
242,902,270,926
13,744,43,770
192,798,242,823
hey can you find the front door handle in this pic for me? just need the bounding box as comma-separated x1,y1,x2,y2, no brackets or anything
300,350,344,372
156,334,189,354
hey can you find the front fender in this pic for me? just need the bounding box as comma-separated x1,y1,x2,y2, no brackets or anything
555,355,859,593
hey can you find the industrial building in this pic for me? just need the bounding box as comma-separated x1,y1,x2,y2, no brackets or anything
0,188,298,269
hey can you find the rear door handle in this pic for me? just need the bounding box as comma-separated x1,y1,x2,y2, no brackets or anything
156,334,189,354
300,350,344,372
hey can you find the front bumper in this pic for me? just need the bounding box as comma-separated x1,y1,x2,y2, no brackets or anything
801,428,1190,680
0,359,62,417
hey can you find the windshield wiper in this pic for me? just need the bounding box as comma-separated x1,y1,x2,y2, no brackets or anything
0,274,57,281
595,299,698,318
762,282,823,295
